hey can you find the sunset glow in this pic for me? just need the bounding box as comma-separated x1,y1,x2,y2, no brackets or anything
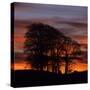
11,61,32,70
11,60,87,74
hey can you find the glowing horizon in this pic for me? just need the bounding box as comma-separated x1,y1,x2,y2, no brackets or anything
11,60,87,74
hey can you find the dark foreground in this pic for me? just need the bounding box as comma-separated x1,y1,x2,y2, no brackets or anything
11,70,88,87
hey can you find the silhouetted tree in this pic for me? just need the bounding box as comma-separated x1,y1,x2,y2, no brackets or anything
24,23,65,71
61,37,81,74
48,29,65,73
24,23,81,74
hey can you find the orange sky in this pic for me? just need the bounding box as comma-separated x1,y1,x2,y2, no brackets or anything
13,25,87,73
11,60,87,74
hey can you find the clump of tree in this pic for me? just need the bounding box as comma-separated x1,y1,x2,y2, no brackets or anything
60,37,81,74
24,23,81,74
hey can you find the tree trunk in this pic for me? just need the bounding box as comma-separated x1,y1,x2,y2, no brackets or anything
52,60,54,72
39,65,43,71
47,64,49,71
57,61,59,74
65,59,68,74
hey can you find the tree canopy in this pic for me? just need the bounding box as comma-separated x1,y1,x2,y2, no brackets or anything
24,23,81,74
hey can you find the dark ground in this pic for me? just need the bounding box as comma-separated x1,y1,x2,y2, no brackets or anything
11,70,88,87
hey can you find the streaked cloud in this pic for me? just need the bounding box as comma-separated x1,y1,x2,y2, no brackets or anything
13,3,87,53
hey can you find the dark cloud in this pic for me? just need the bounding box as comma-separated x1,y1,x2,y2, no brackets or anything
14,2,87,21
14,3,87,53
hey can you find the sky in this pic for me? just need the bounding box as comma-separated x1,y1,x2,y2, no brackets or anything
13,2,88,72
14,2,87,53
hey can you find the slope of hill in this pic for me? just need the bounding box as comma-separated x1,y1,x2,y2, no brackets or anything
11,70,88,87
